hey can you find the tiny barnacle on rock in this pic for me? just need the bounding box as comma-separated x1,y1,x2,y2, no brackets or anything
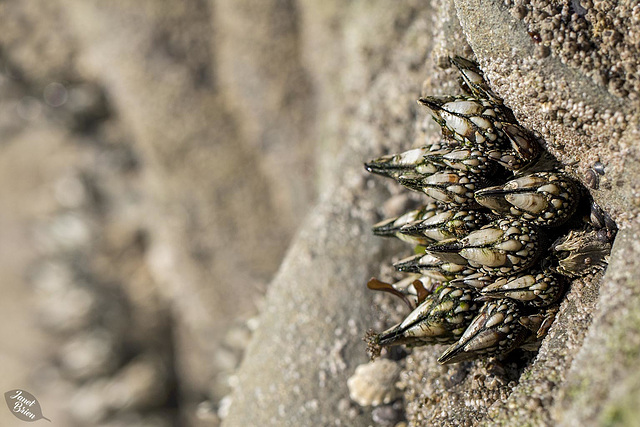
585,161,605,190
592,161,605,175
584,168,599,190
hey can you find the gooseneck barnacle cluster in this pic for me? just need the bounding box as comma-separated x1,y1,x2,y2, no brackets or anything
364,57,615,365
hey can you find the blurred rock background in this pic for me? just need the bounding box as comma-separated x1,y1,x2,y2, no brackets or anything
0,0,320,425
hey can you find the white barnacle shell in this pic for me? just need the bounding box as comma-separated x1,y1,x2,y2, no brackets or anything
372,203,444,245
418,96,515,149
480,268,564,307
365,146,438,179
438,298,527,364
399,170,483,207
475,172,579,227
449,56,504,105
424,146,493,174
347,359,402,407
425,218,542,276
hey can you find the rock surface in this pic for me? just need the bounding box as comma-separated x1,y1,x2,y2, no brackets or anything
228,0,640,425
1,0,638,426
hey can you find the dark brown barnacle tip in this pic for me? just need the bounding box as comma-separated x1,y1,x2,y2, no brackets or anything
417,96,445,111
365,329,383,360
364,159,388,176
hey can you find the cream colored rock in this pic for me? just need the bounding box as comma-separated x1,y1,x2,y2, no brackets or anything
347,359,402,407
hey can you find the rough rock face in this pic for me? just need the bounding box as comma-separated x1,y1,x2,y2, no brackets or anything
1,0,638,426
227,0,640,426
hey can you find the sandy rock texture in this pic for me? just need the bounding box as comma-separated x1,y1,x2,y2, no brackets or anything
221,2,434,425
1,0,638,426
452,0,640,425
397,0,640,426
230,0,640,426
